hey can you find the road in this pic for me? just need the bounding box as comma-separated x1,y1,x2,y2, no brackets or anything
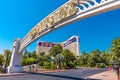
0,68,107,80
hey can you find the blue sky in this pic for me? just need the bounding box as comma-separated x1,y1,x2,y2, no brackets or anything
0,0,120,54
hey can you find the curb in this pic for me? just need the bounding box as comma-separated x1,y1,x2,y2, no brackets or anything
0,73,28,77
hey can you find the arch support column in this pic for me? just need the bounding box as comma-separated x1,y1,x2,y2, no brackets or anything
7,39,23,73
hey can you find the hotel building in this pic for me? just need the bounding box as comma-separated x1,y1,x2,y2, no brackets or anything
36,36,80,56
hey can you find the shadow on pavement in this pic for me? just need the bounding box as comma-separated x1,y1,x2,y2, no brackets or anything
28,72,101,80
28,72,85,80
86,78,102,80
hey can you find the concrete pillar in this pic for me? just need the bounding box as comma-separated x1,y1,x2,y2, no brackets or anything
7,38,23,73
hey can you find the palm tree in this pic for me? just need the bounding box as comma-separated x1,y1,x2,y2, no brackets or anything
56,54,64,69
3,49,11,73
88,50,102,67
49,46,57,57
38,52,45,65
110,38,120,64
49,44,63,64
23,50,32,59
111,38,120,58
77,52,89,66
82,52,89,65
49,44,63,56
23,49,29,59
38,52,45,57
62,49,76,68
37,52,51,67
101,51,111,65
0,54,4,66
31,51,37,58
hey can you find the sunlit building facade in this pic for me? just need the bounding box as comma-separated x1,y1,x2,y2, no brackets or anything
36,36,80,56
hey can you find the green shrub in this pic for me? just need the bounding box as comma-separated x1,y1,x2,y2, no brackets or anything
50,63,56,70
38,62,43,67
96,63,106,68
22,58,35,66
67,61,75,68
0,67,4,73
43,62,51,69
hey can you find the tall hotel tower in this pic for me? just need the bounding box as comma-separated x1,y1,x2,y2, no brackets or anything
36,36,80,56
62,36,80,56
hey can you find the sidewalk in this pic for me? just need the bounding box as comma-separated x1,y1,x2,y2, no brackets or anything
0,69,66,77
86,71,116,80
0,70,116,80
0,73,27,77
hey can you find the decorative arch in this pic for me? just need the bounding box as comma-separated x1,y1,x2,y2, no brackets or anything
8,0,120,73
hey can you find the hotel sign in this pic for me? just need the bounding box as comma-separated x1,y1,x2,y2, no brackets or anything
29,1,78,39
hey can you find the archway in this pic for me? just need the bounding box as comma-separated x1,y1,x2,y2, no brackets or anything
8,0,120,73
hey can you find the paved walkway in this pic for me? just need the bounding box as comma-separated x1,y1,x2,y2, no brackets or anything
86,71,116,80
0,73,27,77
0,70,116,80
0,70,66,77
